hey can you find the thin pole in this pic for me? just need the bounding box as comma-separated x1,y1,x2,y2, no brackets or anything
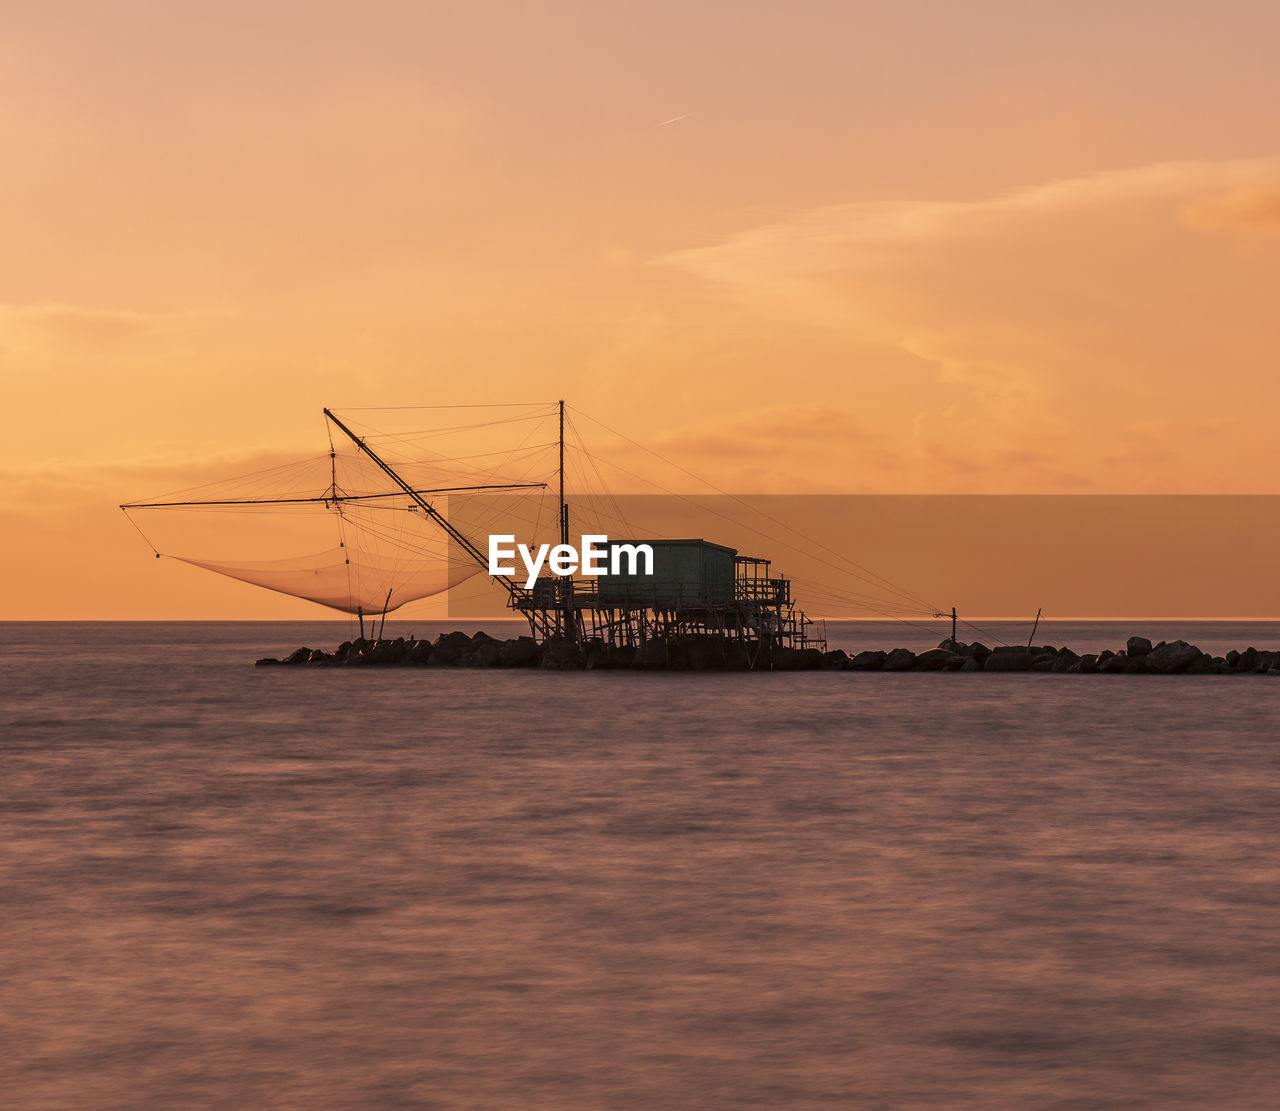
120,482,545,510
951,605,957,646
559,400,568,545
558,400,573,640
1027,607,1042,648
377,588,392,639
358,606,365,639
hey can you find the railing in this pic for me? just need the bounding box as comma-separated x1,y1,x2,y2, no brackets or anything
734,577,790,605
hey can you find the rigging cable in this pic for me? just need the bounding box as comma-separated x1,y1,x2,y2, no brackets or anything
570,405,943,616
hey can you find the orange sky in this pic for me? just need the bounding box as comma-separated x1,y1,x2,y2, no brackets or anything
3,1,1280,619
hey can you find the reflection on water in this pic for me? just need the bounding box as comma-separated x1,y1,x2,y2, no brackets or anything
2,622,1278,1109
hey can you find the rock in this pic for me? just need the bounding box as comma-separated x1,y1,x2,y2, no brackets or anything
433,631,473,655
408,640,434,665
612,644,638,669
499,637,539,667
966,642,992,665
983,648,1035,672
771,647,797,670
665,640,693,670
462,640,502,667
635,639,669,670
364,638,406,665
1143,640,1202,674
1098,653,1129,674
688,638,727,670
848,650,887,671
541,638,582,669
913,648,953,671
344,646,371,667
722,642,753,670
255,627,1280,678
797,648,823,670
340,638,371,663
584,641,614,669
426,643,461,667
773,647,821,671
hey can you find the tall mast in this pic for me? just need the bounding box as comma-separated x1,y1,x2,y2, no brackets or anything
559,399,568,546
558,399,573,641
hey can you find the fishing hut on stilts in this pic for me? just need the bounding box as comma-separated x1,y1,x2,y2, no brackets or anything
323,403,822,668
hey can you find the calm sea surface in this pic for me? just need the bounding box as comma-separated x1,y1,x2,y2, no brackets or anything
2,620,1279,1109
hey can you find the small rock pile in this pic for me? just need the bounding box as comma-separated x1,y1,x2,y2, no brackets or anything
257,631,1280,674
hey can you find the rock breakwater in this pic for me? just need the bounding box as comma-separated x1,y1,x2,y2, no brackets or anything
255,632,1280,674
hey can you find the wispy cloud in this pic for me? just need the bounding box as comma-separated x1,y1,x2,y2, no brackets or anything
655,158,1280,492
1181,185,1280,230
0,301,234,354
662,158,1280,289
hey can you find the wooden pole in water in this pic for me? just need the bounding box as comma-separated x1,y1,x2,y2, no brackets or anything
1027,607,1042,648
951,606,957,646
358,606,365,640
377,588,392,640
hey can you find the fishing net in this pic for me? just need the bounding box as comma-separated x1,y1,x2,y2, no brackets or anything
121,406,565,617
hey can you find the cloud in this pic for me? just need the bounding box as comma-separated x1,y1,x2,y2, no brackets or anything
0,301,233,355
0,303,155,351
1181,185,1280,230
655,158,1280,492
661,159,1280,303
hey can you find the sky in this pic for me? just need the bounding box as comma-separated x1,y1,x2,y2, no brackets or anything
3,0,1280,618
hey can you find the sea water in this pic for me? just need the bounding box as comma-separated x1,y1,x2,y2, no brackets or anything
2,621,1278,1109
